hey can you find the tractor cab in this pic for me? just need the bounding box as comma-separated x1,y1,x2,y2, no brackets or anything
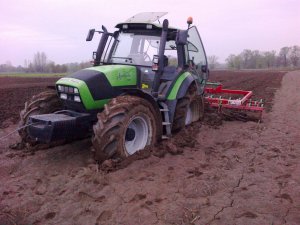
86,12,208,97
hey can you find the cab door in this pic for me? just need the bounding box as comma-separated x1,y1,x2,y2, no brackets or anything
186,26,208,94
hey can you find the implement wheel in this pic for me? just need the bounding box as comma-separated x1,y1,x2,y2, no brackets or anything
172,84,204,131
92,95,162,163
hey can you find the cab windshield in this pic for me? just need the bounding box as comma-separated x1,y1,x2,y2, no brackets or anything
110,32,160,67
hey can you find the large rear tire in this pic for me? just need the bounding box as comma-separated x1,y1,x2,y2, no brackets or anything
92,95,162,163
19,90,63,147
172,84,204,131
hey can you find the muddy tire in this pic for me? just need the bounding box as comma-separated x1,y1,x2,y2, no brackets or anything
92,95,162,163
19,90,63,147
172,84,204,131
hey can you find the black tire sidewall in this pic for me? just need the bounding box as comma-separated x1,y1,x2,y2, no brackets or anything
19,90,62,144
92,95,162,162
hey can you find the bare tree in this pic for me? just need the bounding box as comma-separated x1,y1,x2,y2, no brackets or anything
226,54,236,69
264,51,276,68
240,49,253,69
226,54,241,69
208,55,219,69
279,47,290,67
33,51,48,72
289,45,300,67
252,50,264,68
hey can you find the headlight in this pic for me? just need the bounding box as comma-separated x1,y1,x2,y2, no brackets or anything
60,93,67,100
58,85,81,102
74,96,81,102
68,87,74,93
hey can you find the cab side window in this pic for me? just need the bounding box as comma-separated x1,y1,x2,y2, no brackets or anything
165,40,178,67
187,26,207,75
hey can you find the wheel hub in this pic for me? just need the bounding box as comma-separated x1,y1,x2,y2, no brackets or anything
125,128,136,141
124,115,150,155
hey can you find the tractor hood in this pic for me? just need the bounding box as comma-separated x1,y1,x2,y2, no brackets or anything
56,65,137,110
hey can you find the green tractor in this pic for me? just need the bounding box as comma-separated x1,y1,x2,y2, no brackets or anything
19,12,209,162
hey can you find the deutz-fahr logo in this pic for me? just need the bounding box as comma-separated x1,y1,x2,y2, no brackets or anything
117,72,131,81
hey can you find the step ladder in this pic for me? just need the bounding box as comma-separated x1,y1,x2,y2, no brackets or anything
158,102,172,139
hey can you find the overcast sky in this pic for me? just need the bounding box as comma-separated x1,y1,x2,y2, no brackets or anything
1,0,299,66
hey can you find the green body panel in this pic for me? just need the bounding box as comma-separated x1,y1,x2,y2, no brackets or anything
85,65,137,87
56,77,109,110
167,72,191,100
56,65,137,110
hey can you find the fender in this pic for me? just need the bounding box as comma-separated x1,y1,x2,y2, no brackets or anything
122,88,163,123
165,73,199,126
176,75,197,99
166,72,196,100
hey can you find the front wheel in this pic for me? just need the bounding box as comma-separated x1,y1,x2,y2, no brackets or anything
92,95,162,162
18,90,63,147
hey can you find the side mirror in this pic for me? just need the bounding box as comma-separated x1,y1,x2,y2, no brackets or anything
86,29,95,41
92,51,97,59
152,55,159,71
176,30,188,45
201,65,208,73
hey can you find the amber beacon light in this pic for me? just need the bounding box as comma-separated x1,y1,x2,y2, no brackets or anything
187,16,193,25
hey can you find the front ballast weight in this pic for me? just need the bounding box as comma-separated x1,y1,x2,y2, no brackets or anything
28,110,92,143
204,82,264,122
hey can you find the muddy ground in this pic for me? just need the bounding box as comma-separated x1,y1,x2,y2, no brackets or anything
0,70,299,225
0,77,59,128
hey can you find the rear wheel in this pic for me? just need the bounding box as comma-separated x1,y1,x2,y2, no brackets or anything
92,95,162,163
172,84,204,131
18,90,63,147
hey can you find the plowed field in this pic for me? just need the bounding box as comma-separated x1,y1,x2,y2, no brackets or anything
1,70,299,225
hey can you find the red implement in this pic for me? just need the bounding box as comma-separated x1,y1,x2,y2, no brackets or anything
204,82,264,121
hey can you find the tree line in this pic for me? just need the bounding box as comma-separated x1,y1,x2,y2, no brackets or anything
208,45,300,70
0,52,90,73
1,46,300,73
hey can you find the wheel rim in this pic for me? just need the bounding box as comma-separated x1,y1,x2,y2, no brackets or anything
185,100,200,125
125,115,150,155
185,106,192,125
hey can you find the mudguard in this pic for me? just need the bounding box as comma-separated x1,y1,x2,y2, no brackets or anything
165,72,197,125
166,72,199,101
176,74,197,99
122,88,163,123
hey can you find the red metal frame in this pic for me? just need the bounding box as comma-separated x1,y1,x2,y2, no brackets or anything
204,83,264,112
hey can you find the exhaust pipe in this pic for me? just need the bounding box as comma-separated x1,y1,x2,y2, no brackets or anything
152,19,169,96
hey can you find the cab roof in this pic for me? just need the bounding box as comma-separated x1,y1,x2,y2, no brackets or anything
125,12,167,23
115,12,179,31
115,22,178,31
